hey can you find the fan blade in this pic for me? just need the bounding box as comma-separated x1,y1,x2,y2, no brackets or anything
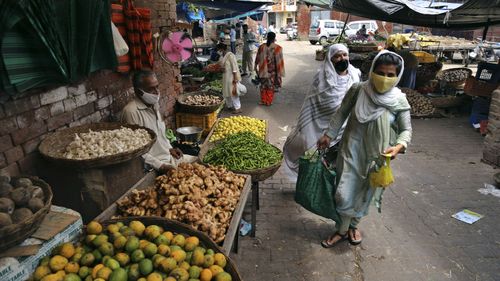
171,32,183,44
180,49,193,61
162,38,174,53
166,51,181,63
178,37,193,49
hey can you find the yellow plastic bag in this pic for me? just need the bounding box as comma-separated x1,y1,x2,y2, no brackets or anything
370,156,394,188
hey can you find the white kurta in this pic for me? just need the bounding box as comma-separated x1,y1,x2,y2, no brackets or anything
121,98,197,170
220,52,241,109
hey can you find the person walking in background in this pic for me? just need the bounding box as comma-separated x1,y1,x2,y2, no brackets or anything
283,44,361,179
316,51,412,248
258,23,265,41
268,23,276,33
230,25,237,54
217,43,242,114
254,32,285,106
241,24,258,77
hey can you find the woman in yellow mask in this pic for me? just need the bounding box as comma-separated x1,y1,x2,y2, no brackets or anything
316,50,412,248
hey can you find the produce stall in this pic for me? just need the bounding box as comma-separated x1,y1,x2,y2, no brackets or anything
200,116,282,237
95,163,252,255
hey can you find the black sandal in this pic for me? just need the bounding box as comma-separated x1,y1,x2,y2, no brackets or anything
348,228,362,245
321,232,348,248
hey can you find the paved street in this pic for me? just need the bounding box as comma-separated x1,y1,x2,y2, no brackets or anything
228,36,500,281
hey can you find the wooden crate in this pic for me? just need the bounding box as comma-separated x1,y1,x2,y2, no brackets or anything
175,111,218,136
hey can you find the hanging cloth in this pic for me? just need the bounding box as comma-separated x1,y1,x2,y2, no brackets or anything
111,3,131,73
124,0,153,70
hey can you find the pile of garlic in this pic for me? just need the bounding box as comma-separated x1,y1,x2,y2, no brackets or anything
63,127,151,159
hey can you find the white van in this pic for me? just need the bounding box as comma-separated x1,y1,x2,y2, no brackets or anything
309,20,345,45
345,20,379,37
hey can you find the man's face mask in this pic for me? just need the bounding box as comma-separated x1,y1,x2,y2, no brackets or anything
139,88,160,105
371,72,398,94
333,59,349,72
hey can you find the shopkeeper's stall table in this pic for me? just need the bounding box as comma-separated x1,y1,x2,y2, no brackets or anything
95,171,252,255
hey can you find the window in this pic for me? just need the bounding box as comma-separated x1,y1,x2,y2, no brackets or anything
311,21,320,28
337,22,345,29
349,23,360,30
324,22,335,28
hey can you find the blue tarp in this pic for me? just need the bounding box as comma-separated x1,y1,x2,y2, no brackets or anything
177,2,205,23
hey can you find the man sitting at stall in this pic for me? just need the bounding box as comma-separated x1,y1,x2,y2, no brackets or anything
121,70,197,174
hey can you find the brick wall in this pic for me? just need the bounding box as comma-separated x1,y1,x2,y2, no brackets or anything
483,89,500,167
297,3,311,40
0,0,181,177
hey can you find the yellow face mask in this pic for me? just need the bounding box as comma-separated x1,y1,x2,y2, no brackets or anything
371,72,398,94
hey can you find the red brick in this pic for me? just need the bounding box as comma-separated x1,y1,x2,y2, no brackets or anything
47,111,73,131
16,110,36,129
22,137,42,154
5,146,23,164
40,86,68,105
34,106,50,120
73,103,95,120
0,162,19,176
0,117,18,136
3,96,40,116
0,135,13,153
11,121,47,145
0,153,6,169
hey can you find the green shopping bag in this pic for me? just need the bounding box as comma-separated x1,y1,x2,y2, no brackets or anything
294,151,340,223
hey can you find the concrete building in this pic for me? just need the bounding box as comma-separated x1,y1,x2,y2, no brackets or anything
268,0,298,29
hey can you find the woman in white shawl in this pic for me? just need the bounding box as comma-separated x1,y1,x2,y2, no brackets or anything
317,51,412,248
283,44,361,180
217,43,242,114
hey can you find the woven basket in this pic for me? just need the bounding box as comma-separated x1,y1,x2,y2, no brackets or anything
464,76,499,97
0,176,53,252
100,217,243,281
315,50,326,61
176,90,224,114
437,68,472,88
39,123,156,169
430,95,465,108
416,62,443,88
199,141,282,182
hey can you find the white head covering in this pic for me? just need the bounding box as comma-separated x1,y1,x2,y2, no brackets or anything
312,44,361,108
355,50,408,123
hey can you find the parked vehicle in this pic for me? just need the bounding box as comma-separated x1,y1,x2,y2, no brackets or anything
344,20,379,37
309,20,345,45
279,26,287,34
286,22,298,40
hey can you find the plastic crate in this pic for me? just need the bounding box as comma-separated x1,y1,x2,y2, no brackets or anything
176,111,218,136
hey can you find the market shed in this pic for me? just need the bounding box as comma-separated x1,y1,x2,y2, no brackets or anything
302,0,500,29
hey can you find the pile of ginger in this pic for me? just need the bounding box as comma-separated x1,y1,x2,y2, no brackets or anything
117,163,246,243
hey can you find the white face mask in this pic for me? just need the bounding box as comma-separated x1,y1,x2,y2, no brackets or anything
218,51,224,56
139,89,160,105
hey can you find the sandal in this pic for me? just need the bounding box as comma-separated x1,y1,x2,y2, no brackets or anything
348,228,362,245
321,232,348,248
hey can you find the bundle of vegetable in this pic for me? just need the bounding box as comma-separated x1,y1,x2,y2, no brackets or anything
209,116,265,142
402,88,435,116
203,79,223,92
182,66,205,78
63,127,151,159
117,163,245,243
204,132,282,171
438,68,470,82
184,94,222,106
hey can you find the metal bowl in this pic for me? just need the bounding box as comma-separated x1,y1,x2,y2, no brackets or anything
176,126,203,143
